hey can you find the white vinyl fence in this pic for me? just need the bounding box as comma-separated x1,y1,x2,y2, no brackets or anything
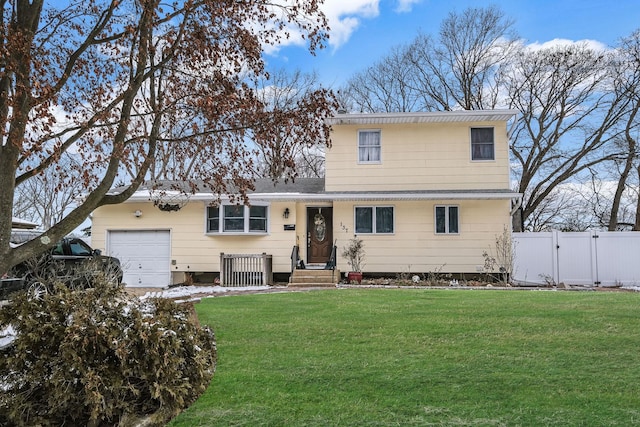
513,231,640,287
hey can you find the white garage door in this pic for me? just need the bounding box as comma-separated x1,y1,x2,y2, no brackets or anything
108,230,171,288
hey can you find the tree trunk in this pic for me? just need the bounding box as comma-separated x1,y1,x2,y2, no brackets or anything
512,206,524,232
608,155,634,230
635,164,640,231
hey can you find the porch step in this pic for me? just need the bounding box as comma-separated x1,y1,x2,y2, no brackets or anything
289,269,341,288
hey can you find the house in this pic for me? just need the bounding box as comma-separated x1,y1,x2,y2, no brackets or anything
90,110,520,287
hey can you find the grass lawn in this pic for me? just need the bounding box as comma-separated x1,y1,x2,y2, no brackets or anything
169,289,640,426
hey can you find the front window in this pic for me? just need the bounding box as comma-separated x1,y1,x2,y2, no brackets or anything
224,205,245,232
207,204,268,234
355,206,394,234
249,206,267,232
435,205,459,234
207,207,220,232
358,130,381,163
471,127,495,161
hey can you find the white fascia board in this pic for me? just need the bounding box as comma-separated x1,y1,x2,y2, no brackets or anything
326,192,521,201
124,190,521,203
327,110,519,125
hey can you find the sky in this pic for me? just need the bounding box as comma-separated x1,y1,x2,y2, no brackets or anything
264,0,640,88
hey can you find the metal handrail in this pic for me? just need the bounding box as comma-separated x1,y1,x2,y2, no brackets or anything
325,241,337,270
290,245,300,273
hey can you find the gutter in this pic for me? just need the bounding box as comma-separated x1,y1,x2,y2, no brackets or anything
122,190,522,203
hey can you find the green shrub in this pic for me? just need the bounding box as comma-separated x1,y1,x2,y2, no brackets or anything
0,280,216,426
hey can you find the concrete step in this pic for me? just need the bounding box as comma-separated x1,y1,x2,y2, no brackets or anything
288,282,338,288
290,269,341,286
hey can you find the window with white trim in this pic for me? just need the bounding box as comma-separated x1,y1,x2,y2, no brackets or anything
471,127,495,161
358,130,381,163
435,205,459,234
207,204,268,233
355,206,394,234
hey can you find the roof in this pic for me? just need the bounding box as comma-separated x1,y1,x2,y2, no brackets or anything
327,110,518,126
11,217,38,229
109,178,325,197
120,178,520,203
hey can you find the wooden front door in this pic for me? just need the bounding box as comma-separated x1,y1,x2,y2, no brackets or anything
307,207,333,264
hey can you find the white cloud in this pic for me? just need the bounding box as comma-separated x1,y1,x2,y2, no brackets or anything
261,0,380,54
262,0,421,55
321,0,423,48
526,38,609,52
394,0,422,13
321,0,380,49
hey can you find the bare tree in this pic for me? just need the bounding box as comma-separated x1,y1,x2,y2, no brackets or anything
506,43,628,231
13,154,85,229
0,0,338,275
344,45,420,113
250,69,331,179
409,6,518,110
343,6,518,113
525,181,607,232
604,31,640,230
635,165,640,230
606,134,639,230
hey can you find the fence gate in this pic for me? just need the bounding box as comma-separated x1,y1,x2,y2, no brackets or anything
513,231,640,287
555,232,596,286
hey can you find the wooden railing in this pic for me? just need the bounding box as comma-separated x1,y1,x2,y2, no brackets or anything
220,253,273,287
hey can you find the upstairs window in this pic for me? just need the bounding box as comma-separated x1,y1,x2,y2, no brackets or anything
207,205,268,234
471,127,495,161
355,206,394,234
435,205,459,234
358,130,381,163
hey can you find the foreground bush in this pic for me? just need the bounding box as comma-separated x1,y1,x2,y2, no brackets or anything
0,280,216,426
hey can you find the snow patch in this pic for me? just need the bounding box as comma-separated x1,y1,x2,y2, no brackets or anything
0,324,16,349
139,285,271,300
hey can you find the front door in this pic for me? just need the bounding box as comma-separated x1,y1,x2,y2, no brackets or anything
307,207,333,264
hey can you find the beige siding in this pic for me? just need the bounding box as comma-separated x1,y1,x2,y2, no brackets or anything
333,199,511,274
92,198,511,277
326,121,511,192
91,200,299,275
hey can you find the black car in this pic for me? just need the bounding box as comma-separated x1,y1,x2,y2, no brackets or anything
1,233,123,298
49,237,123,284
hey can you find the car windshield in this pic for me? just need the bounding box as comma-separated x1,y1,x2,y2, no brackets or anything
68,239,93,256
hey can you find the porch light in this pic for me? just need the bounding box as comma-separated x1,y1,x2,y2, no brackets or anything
283,208,290,219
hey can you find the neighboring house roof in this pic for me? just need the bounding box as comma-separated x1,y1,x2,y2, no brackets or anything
11,217,38,229
327,110,518,125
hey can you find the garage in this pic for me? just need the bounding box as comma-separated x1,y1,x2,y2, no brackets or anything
107,230,171,288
